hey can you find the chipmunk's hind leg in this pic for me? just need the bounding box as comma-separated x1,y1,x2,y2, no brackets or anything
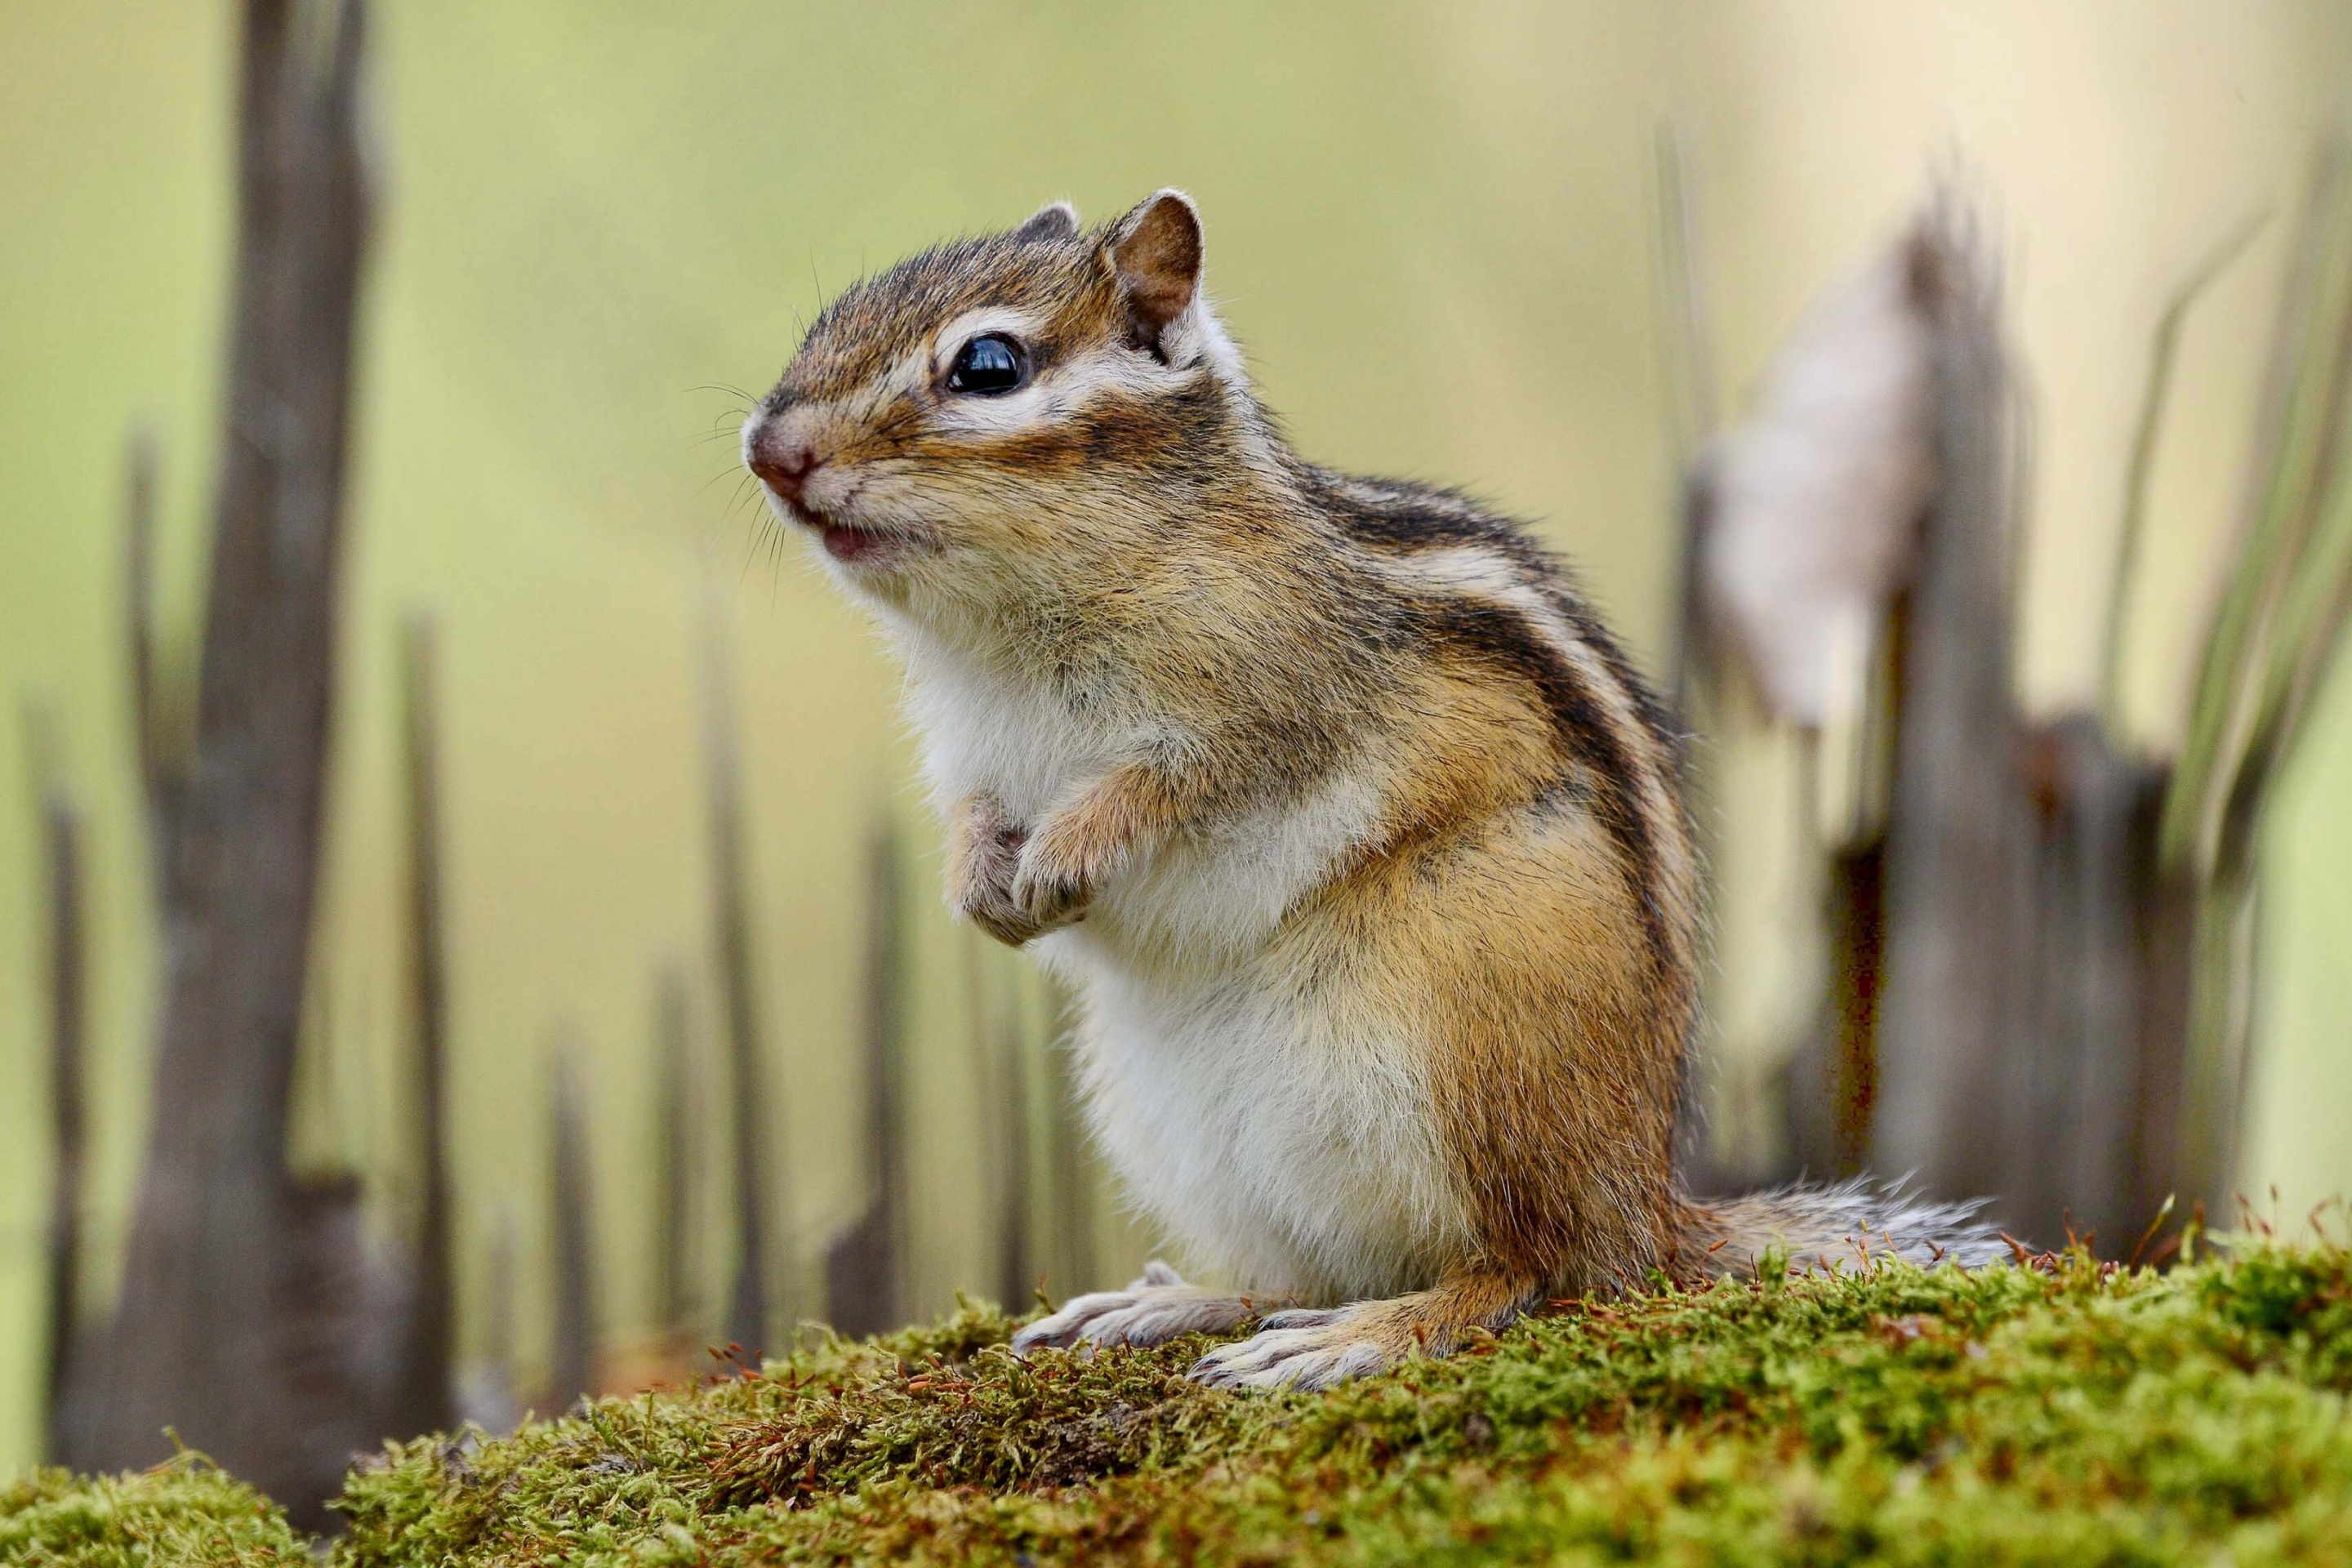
1011,1261,1267,1354
1188,1267,1535,1392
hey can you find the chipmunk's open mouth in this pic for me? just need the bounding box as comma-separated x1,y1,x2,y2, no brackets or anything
776,493,920,568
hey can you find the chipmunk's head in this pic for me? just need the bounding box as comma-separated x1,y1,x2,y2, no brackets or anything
742,190,1260,615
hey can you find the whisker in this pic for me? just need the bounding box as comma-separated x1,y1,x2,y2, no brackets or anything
737,514,767,589
688,382,767,416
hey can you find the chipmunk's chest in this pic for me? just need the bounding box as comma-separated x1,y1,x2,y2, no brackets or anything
900,629,1386,954
898,641,1121,821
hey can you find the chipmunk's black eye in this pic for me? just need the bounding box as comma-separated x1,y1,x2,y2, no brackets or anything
947,332,1028,395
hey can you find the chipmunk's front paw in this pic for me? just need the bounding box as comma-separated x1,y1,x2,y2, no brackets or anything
1010,1261,1263,1354
1187,1305,1401,1392
951,798,1043,947
960,840,1045,947
1004,818,1104,934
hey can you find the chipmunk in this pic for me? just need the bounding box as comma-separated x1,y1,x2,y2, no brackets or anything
742,190,2004,1390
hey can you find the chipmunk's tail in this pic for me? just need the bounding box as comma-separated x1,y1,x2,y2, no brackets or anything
1680,1177,2014,1280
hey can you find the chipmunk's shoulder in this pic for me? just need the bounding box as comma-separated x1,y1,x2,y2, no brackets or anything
1292,462,1570,578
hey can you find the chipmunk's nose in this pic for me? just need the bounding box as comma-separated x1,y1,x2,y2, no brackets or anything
746,421,822,501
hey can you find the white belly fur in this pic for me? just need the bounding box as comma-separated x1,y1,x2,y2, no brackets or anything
899,635,1471,1303
1038,922,1472,1303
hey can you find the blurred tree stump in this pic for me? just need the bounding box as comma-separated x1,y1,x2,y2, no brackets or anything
54,0,376,1528
1683,149,2350,1252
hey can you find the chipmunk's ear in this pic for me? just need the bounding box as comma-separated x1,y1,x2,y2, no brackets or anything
1013,200,1080,243
1105,189,1204,355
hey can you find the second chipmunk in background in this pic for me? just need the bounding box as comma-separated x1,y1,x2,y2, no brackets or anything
742,189,2003,1390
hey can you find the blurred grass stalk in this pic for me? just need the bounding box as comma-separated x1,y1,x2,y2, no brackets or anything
961,924,1035,1317
697,560,790,1359
387,611,456,1441
651,966,704,1349
21,709,85,1462
2165,126,2352,1215
824,821,908,1339
546,1044,598,1409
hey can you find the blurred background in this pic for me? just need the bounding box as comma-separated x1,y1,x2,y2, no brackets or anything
4,0,2350,1522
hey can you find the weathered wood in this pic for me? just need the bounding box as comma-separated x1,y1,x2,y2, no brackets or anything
1663,156,2318,1254
2002,717,2180,1247
1782,594,1905,1187
1841,178,2318,1248
59,0,376,1524
1820,841,1887,1178
1868,209,2034,1209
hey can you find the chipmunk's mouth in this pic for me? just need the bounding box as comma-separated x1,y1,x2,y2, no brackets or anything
815,516,886,564
777,494,921,568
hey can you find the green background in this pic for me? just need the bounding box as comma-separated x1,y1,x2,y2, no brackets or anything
2,1,2348,1474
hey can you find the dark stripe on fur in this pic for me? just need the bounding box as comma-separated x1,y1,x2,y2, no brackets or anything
1304,465,1689,980
1405,592,1675,975
1303,461,1691,760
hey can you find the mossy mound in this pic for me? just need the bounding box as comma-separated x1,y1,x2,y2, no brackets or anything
14,1242,2352,1565
318,1240,2352,1566
2,1453,307,1566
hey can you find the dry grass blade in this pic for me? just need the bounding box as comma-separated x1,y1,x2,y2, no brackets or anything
2099,210,2268,742
2165,129,2352,875
2155,125,2352,1214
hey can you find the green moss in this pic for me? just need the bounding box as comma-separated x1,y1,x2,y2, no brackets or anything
1,1453,307,1566
311,1241,2352,1566
16,1246,2350,1564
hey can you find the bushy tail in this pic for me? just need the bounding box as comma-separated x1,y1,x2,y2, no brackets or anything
1682,1177,2013,1279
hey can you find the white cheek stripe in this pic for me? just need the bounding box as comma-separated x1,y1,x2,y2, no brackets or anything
921,296,1240,442
926,345,1172,440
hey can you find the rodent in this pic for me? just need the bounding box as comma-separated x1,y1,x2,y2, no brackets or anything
741,190,2004,1389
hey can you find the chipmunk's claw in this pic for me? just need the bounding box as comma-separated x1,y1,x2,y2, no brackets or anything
1188,1316,1396,1391
1005,854,1092,934
962,890,1045,947
954,811,1045,947
1256,1306,1343,1330
1190,1276,1524,1390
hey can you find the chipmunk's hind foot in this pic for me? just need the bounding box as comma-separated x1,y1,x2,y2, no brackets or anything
1188,1268,1533,1392
1010,1261,1264,1354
